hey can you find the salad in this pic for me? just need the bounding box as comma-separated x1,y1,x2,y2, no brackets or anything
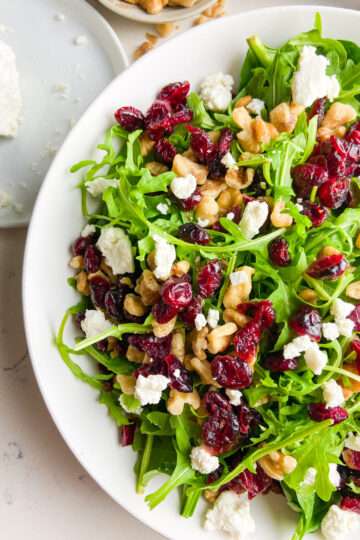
57,14,360,540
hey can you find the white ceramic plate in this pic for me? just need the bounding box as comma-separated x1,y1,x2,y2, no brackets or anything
23,6,359,540
97,0,216,23
0,0,128,228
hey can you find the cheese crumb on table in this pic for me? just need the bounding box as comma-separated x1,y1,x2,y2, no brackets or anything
0,40,22,137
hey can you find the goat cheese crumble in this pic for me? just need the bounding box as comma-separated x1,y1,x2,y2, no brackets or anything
330,299,355,320
304,344,328,375
221,152,238,170
190,446,219,474
0,40,22,137
207,308,220,329
80,309,112,339
170,174,197,199
97,227,134,275
239,201,269,240
230,270,248,286
199,72,234,112
85,177,118,197
321,505,359,540
197,217,210,227
246,98,265,116
226,389,243,406
322,322,340,340
134,374,170,406
345,433,360,451
204,491,256,540
328,463,341,487
283,335,313,359
156,202,169,215
81,224,96,237
292,46,340,107
153,234,176,281
195,313,207,331
322,379,344,408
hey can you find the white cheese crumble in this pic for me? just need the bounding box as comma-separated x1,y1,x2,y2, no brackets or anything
322,322,340,341
81,224,96,238
156,202,169,215
322,379,344,408
291,46,340,107
197,218,210,227
301,467,317,487
226,211,235,220
85,177,118,197
80,309,112,339
170,174,197,200
345,433,360,451
239,200,269,240
230,270,248,286
207,308,220,329
0,41,22,137
328,464,341,488
226,389,243,406
134,374,169,406
199,72,234,112
336,318,355,338
283,335,313,359
97,227,134,275
246,98,265,116
304,344,328,375
0,190,12,209
190,446,219,474
74,35,88,46
195,313,207,331
153,234,176,281
204,491,256,540
330,299,355,321
321,504,359,540
221,152,238,170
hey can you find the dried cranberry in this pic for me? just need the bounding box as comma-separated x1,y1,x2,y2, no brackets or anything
349,305,360,332
263,353,298,372
163,354,192,392
177,189,201,211
211,355,253,389
202,392,240,454
72,234,94,256
292,163,328,198
152,301,177,323
268,238,291,267
198,259,223,298
289,306,322,341
345,121,360,145
237,403,261,436
343,449,360,471
352,338,360,373
308,97,327,126
318,177,350,209
308,403,348,424
114,106,144,132
154,138,176,166
207,465,224,485
340,496,360,514
88,274,110,308
238,300,275,331
104,285,127,321
161,277,193,310
157,81,190,106
171,105,193,126
83,244,102,273
233,321,261,362
302,201,328,227
313,136,349,177
307,253,347,280
96,339,108,352
225,465,272,500
145,101,172,140
128,334,172,361
119,425,136,446
218,128,234,157
187,126,217,164
178,223,210,245
179,295,202,326
134,358,165,379
207,154,226,179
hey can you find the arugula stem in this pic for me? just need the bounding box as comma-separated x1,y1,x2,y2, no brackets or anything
136,435,154,494
74,323,152,352
323,366,360,384
181,487,202,518
247,35,273,67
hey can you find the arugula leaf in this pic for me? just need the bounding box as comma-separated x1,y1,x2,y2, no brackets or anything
187,92,215,129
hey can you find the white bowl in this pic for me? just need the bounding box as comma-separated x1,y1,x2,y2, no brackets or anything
23,6,360,540
97,0,216,23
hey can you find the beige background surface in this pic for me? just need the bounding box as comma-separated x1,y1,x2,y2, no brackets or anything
1,1,359,539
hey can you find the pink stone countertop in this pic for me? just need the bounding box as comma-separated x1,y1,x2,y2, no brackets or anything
1,1,358,538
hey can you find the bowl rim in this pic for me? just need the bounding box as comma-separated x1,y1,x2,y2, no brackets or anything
22,5,360,539
96,0,217,23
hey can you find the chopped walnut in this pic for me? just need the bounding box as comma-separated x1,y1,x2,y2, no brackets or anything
69,255,83,270
318,102,357,141
75,271,89,295
217,188,243,215
166,388,201,416
270,199,293,228
190,327,208,360
171,260,190,277
223,308,249,328
155,23,176,38
223,266,254,309
202,0,225,17
171,330,186,361
190,356,220,386
258,451,297,481
207,323,237,354
124,293,148,317
235,109,279,153
195,194,219,225
200,179,227,199
116,374,136,395
145,161,168,175
126,345,145,363
152,316,177,338
139,133,155,156
346,280,360,300
133,40,155,60
172,154,208,185
145,33,158,46
270,102,304,133
138,0,168,14
135,270,161,306
225,168,254,190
